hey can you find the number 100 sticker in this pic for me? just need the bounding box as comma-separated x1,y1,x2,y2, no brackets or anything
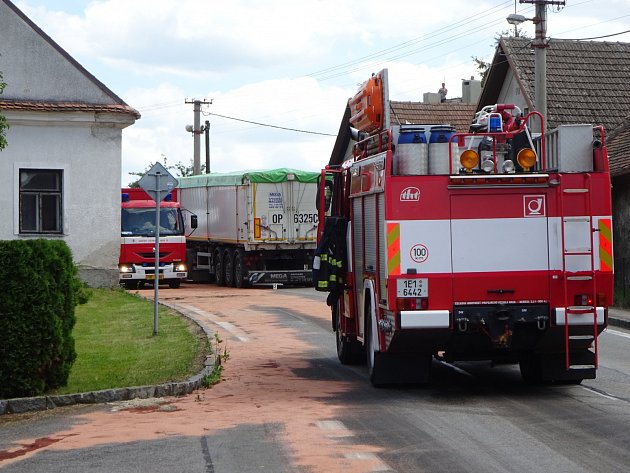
410,244,429,263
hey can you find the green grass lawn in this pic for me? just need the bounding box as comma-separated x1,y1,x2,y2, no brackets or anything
53,288,210,394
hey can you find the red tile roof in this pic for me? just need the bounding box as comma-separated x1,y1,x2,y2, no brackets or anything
605,118,630,177
480,37,630,177
0,99,140,119
389,101,477,133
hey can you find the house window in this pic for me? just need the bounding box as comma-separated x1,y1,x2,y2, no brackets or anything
19,169,63,234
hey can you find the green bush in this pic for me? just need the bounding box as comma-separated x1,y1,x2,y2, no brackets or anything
0,240,87,398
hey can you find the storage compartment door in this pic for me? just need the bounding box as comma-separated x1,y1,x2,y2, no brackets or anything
450,193,550,303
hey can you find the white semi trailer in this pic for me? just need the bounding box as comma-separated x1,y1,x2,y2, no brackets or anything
178,168,319,287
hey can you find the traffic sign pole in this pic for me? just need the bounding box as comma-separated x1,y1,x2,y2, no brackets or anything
153,172,161,336
137,162,179,336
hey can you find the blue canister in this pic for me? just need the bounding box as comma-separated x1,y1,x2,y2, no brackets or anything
396,127,428,175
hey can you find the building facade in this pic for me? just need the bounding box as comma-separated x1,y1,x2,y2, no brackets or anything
0,0,139,287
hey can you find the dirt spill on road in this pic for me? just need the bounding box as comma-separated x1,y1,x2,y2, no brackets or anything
1,286,385,472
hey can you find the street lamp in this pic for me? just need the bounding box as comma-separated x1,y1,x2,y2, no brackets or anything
506,13,530,25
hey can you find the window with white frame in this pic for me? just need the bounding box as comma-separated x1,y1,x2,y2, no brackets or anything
19,169,63,234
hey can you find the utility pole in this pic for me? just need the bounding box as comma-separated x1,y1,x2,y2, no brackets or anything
204,120,210,173
514,1,565,132
185,98,212,175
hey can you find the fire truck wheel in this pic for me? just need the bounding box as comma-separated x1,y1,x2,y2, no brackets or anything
365,304,386,386
234,249,247,288
224,249,235,287
214,249,226,286
168,280,181,289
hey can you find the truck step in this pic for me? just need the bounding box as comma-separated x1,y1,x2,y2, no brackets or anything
566,305,595,313
568,335,595,341
564,250,592,256
568,364,596,370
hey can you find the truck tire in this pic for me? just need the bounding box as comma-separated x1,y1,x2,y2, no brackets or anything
168,280,181,288
224,249,235,287
214,249,226,286
365,295,387,386
234,248,247,288
123,280,139,290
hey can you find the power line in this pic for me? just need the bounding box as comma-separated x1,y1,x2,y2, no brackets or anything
306,0,515,80
208,112,336,137
557,28,630,41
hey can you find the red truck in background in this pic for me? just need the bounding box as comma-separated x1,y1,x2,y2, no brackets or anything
119,187,191,288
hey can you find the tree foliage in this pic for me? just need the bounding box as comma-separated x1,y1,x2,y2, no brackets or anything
0,71,8,151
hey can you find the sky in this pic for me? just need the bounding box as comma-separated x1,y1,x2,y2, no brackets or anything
11,0,630,186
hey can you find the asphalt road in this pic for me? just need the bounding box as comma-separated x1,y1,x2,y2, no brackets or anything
1,284,630,473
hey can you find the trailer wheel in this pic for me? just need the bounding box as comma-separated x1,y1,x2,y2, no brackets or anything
224,249,235,287
335,302,364,365
234,249,247,288
214,249,226,286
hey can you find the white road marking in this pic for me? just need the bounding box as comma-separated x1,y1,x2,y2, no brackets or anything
581,386,620,401
315,420,354,437
605,328,630,340
164,302,250,342
344,452,392,472
434,359,474,377
317,421,391,471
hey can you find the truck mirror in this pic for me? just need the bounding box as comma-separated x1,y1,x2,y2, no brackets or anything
316,177,333,213
191,214,198,229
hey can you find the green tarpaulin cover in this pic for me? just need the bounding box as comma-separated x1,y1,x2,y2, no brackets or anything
177,168,319,188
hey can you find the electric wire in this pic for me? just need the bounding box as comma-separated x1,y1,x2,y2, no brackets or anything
307,1,515,79
132,4,630,136
207,112,336,136
556,27,630,41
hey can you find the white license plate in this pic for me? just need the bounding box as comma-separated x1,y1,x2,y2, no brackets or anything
396,278,428,297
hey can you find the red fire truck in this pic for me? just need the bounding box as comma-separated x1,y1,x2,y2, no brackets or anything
315,69,613,385
119,187,190,288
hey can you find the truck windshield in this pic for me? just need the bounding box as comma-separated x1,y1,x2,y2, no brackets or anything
121,208,184,237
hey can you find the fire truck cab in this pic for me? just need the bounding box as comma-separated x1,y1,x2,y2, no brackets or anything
316,70,613,386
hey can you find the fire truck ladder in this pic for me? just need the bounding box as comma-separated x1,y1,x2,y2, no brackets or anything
559,174,598,372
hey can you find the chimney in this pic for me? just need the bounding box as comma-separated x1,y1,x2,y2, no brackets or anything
462,77,481,104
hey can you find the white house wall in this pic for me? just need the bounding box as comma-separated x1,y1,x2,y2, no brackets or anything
0,0,138,287
1,112,123,287
497,69,529,115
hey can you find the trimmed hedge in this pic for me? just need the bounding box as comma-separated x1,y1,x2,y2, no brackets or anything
0,239,87,398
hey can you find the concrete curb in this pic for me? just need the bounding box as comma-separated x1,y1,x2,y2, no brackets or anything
609,316,630,330
0,298,216,416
